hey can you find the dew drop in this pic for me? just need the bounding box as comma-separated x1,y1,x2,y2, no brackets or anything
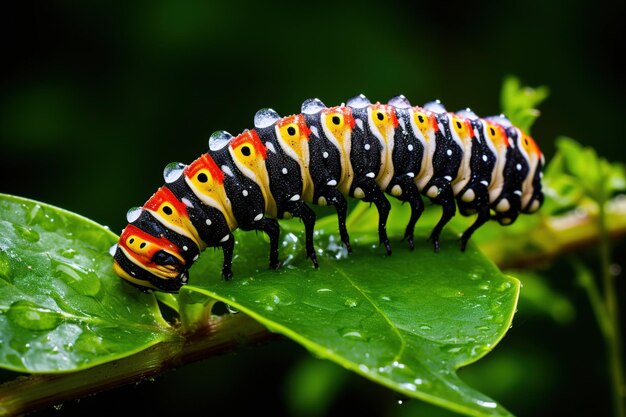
13,224,40,243
163,162,185,183
423,100,447,114
388,95,412,108
476,399,498,409
0,250,11,281
61,248,77,259
301,98,326,115
344,298,359,308
254,108,281,129
347,94,371,108
7,300,62,331
208,130,233,151
339,328,366,341
126,207,143,223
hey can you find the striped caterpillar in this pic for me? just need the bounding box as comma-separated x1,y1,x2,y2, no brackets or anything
111,94,544,292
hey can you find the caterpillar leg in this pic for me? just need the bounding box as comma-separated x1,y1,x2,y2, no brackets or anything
458,187,490,251
390,177,424,250
321,187,352,253
426,179,456,252
221,232,235,280
355,181,392,255
255,218,281,270
286,201,319,268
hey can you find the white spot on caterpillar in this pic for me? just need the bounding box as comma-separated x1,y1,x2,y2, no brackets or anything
444,175,452,181
242,189,249,197
265,142,276,154
407,172,415,178
480,180,489,186
254,213,263,221
193,255,199,261
290,194,300,201
482,154,488,162
391,184,402,196
408,144,414,151
364,143,371,151
205,219,212,226
446,149,452,156
516,163,522,171
355,119,364,130
221,165,234,177
323,151,329,159
353,187,365,199
183,245,188,251
282,167,288,174
426,186,439,198
310,126,319,138
461,189,475,202
496,198,510,212
181,197,194,208
366,172,375,178
514,190,522,196
327,179,337,186
220,235,230,243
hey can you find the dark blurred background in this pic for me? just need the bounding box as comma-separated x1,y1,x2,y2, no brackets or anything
2,0,625,416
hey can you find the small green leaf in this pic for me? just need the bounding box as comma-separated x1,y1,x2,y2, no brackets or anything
185,213,520,417
500,76,549,133
0,194,178,373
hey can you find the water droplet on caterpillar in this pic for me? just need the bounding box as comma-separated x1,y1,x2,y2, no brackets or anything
208,130,233,151
456,107,478,120
423,100,447,114
485,114,512,127
254,108,281,129
301,98,326,115
347,94,371,108
388,95,412,108
126,207,142,223
163,162,185,183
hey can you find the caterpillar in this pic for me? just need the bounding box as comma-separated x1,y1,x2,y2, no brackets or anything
111,94,544,292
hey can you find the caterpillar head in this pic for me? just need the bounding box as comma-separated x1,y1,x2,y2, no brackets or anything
112,225,188,292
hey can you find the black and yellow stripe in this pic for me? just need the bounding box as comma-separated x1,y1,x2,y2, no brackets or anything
112,94,545,292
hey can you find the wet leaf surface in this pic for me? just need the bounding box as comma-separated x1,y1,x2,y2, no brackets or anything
187,203,520,417
0,194,177,373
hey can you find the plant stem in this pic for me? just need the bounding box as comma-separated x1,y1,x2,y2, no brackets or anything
0,313,274,417
598,194,625,417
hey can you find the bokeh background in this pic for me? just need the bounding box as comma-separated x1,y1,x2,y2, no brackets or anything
2,1,625,416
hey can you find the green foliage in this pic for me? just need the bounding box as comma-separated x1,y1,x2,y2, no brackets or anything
0,195,178,373
187,218,519,417
0,192,519,417
500,76,549,134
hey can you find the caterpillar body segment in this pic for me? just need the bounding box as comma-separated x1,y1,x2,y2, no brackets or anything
112,94,544,292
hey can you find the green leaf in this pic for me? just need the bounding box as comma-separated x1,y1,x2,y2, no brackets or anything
500,76,549,133
185,212,520,417
0,194,178,373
